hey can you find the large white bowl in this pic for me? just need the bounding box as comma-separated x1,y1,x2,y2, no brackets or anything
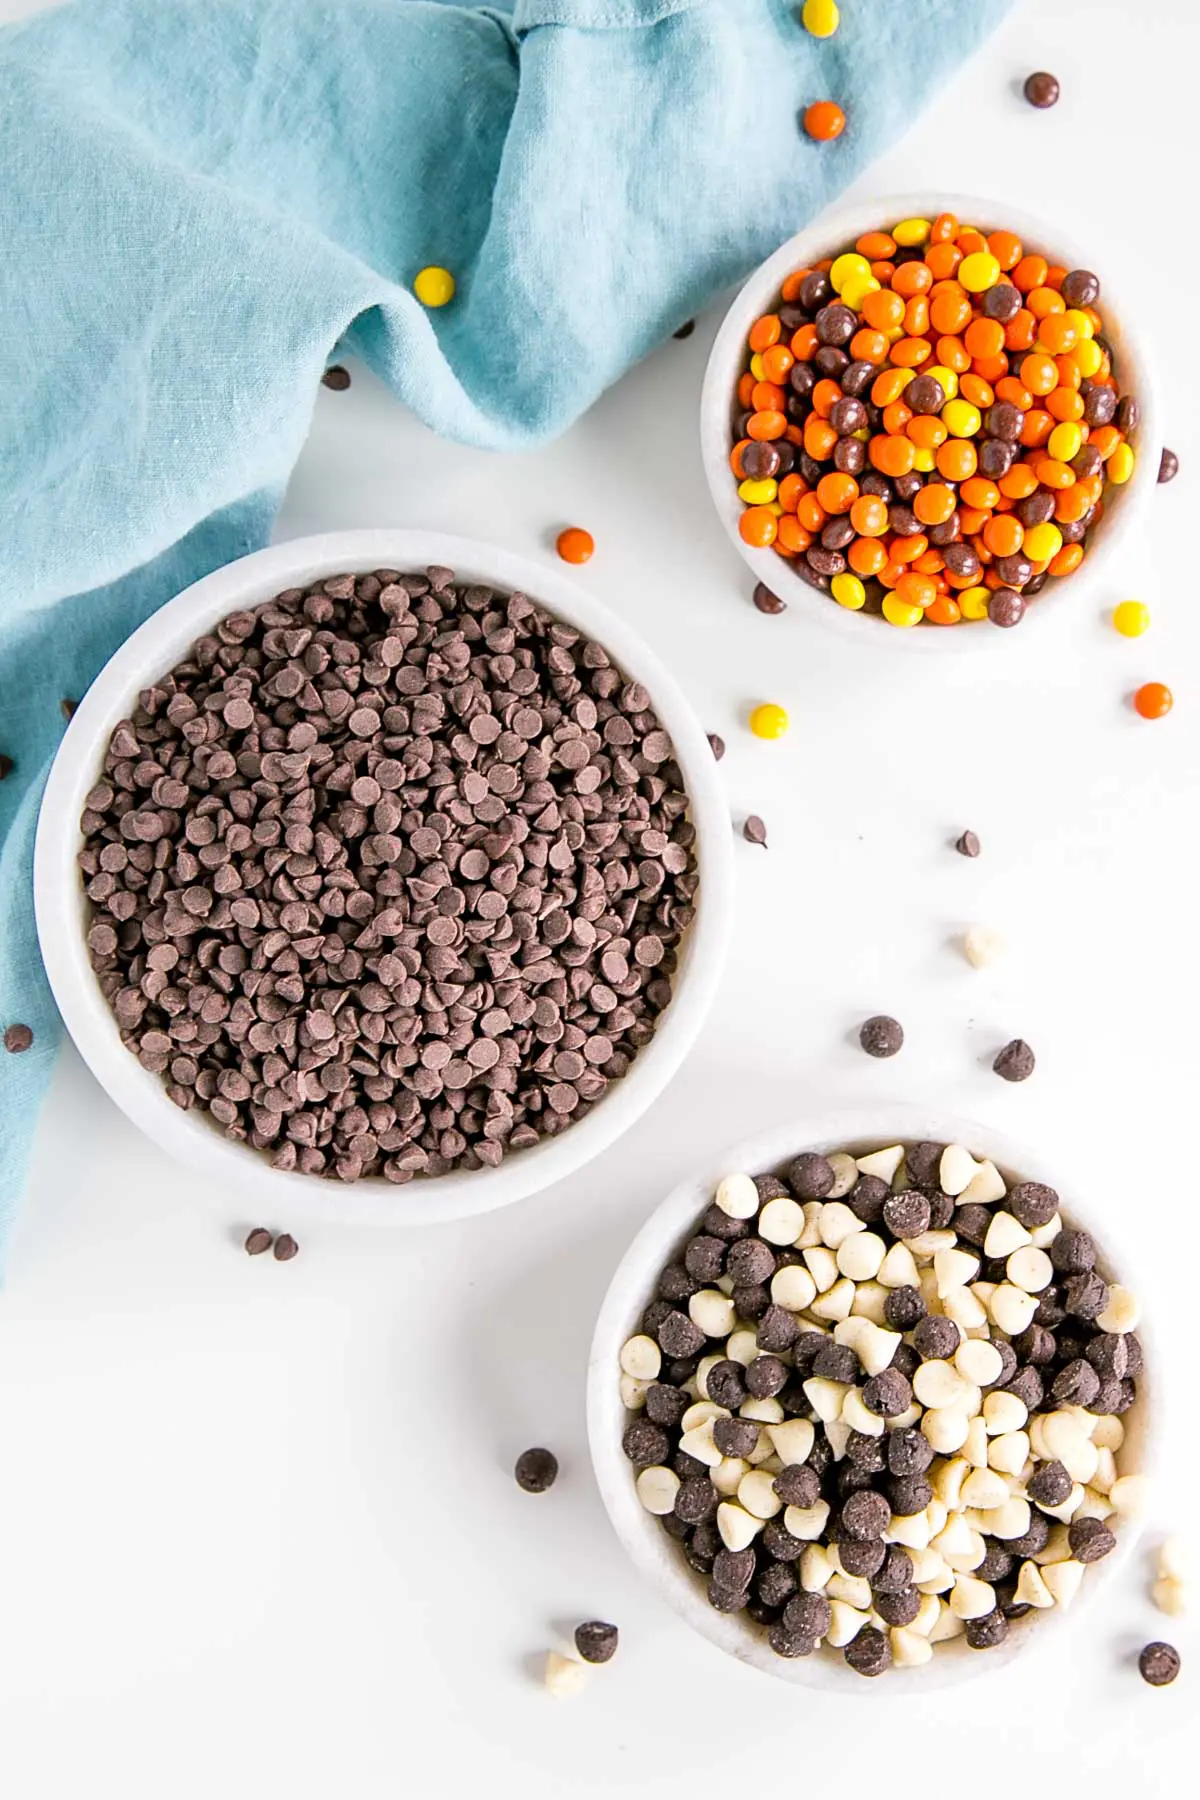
588,1105,1156,1690
34,531,735,1227
701,194,1160,650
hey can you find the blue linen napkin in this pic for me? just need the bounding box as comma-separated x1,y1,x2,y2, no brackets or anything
0,0,1010,1264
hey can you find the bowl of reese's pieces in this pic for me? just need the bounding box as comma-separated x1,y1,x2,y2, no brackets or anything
589,1107,1155,1688
701,195,1159,644
34,530,734,1226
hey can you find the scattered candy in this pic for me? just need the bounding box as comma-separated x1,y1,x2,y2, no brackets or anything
801,0,839,37
244,1228,273,1256
321,365,351,391
555,526,595,564
743,814,768,847
544,1651,588,1697
955,829,981,858
1158,448,1179,484
728,210,1138,626
749,702,789,740
273,1232,299,1262
61,698,78,721
574,1621,619,1664
620,1140,1142,1673
803,100,845,141
515,1447,559,1493
753,581,786,615
1023,71,1060,108
3,1023,33,1053
993,1038,1035,1082
1139,1641,1181,1686
674,319,696,340
707,732,726,760
1134,682,1173,721
413,265,455,307
860,1015,903,1058
0,753,12,779
964,925,1005,970
1113,601,1150,638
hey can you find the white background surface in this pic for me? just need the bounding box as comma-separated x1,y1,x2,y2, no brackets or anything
0,1,1195,1794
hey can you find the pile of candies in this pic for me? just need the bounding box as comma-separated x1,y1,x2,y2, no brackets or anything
729,213,1140,628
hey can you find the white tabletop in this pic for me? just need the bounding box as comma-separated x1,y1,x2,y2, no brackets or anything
1,0,1194,1793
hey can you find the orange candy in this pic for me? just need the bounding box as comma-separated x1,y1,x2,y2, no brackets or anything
856,231,897,259
804,100,846,140
983,514,1024,557
849,494,890,538
849,535,888,574
936,439,977,482
895,570,937,608
739,507,778,548
748,314,782,352
1134,682,1173,721
748,410,787,442
796,493,826,534
987,231,1023,271
850,328,889,365
964,317,1006,361
812,378,844,419
869,434,916,477
862,288,905,332
790,323,819,361
1012,253,1048,292
960,476,1000,512
556,526,595,564
760,344,794,384
751,381,786,414
1020,353,1059,397
803,417,837,458
913,483,957,526
776,515,812,554
892,261,932,298
926,594,963,625
929,288,972,335
816,472,859,515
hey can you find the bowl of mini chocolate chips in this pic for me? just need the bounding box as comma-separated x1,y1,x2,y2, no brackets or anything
589,1107,1156,1686
34,531,735,1225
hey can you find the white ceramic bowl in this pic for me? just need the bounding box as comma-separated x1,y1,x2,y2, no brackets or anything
701,193,1160,650
588,1105,1157,1690
34,530,735,1227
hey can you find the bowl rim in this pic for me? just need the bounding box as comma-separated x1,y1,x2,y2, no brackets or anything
700,190,1160,651
587,1103,1158,1690
33,529,736,1228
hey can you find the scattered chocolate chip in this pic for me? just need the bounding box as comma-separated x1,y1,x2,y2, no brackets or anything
61,698,78,721
859,1014,903,1058
3,1023,33,1054
955,829,981,858
742,813,768,847
244,1227,273,1255
1158,447,1179,484
574,1620,618,1663
1139,1641,1181,1686
994,1038,1035,1082
515,1447,558,1493
1023,70,1060,107
321,365,351,390
272,1232,299,1262
707,732,726,761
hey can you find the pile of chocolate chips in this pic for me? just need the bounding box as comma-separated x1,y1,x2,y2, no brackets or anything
79,567,697,1183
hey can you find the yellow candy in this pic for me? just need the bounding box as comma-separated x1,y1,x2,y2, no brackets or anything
749,702,789,740
1073,338,1103,378
942,398,981,438
893,217,931,248
840,274,881,311
958,586,991,621
1113,601,1150,637
831,572,866,610
750,352,766,381
1064,308,1094,341
882,594,923,628
1108,441,1136,484
830,252,872,294
1047,421,1083,463
801,0,840,36
1023,522,1062,563
738,478,778,505
414,265,456,307
959,252,1001,293
928,365,958,399
912,446,936,472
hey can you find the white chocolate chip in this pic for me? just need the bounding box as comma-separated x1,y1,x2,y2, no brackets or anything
825,1151,859,1198
1015,1560,1054,1608
878,1242,920,1289
842,1388,886,1437
922,1408,972,1455
858,1323,903,1377
711,1456,750,1496
963,924,1005,970
963,1416,989,1469
758,1196,805,1245
1151,1576,1187,1618
983,1210,1031,1259
766,1419,814,1467
1029,1214,1062,1248
717,1501,763,1552
890,1625,934,1667
1036,1483,1085,1524
1108,1474,1149,1516
940,1144,982,1197
801,1543,835,1591
914,1556,955,1595
737,1468,783,1520
850,1280,890,1326
932,1457,970,1510
635,1465,680,1515
949,1574,995,1620
983,1390,1028,1436
1092,1447,1118,1495
1032,1524,1072,1566
1158,1537,1190,1582
619,1333,662,1380
770,1265,817,1311
619,1375,650,1410
784,1499,831,1542
824,1419,852,1461
1006,1245,1053,1293
695,1358,724,1401
962,1468,1010,1510
890,1404,923,1430
818,1201,866,1249
544,1651,588,1697
678,1421,723,1468
908,1229,959,1258
681,1400,726,1432
689,1288,735,1338
826,1600,868,1647
856,1145,904,1184
925,1602,964,1643
715,1172,759,1219
1074,1486,1114,1521
796,1201,825,1249
885,1509,937,1550
747,1433,776,1467
837,1230,886,1281
810,1277,856,1323
913,1359,970,1409
989,1283,1039,1335
1096,1285,1141,1334
726,1328,760,1366
989,1496,1033,1541
943,1286,989,1332
959,1159,1007,1206
802,1246,839,1293
935,1247,980,1296
912,1593,943,1635
716,1275,735,1296
955,1338,1004,1386
1091,1414,1125,1453
988,1430,1030,1476
827,1572,873,1610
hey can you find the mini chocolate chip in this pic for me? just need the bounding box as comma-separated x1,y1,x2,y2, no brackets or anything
645,1383,688,1427
863,1367,912,1417
272,1233,299,1262
850,1173,889,1224
321,365,351,390
1139,1642,1181,1686
574,1621,618,1663
1027,1460,1073,1508
844,1625,892,1677
860,1014,903,1058
3,1023,34,1053
1068,1516,1117,1563
743,814,768,847
1159,447,1179,484
785,1152,836,1199
994,1038,1035,1081
1008,1181,1059,1229
244,1227,273,1256
914,1317,962,1362
813,1342,859,1384
706,1360,747,1410
883,1189,930,1239
621,1420,669,1466
657,1310,705,1359
871,1546,914,1595
965,1609,1009,1650
887,1428,933,1477
515,1447,559,1493
887,1475,933,1516
883,1285,926,1330
745,1352,788,1398
782,1592,831,1640
1050,1228,1096,1274
873,1585,920,1627
841,1489,890,1540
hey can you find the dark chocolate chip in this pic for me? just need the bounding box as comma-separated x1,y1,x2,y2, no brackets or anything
887,1427,933,1478
515,1447,559,1492
850,1174,889,1224
844,1625,892,1677
785,1152,835,1200
884,1285,926,1330
965,1609,1009,1650
574,1620,619,1663
863,1367,912,1417
774,1463,820,1509
244,1227,273,1256
1068,1516,1116,1563
1159,447,1179,484
673,319,696,340
883,1189,930,1240
913,1315,960,1361
743,814,768,848
1008,1182,1059,1230
707,732,726,761
272,1233,299,1262
873,1585,920,1627
955,829,981,858
1050,1228,1095,1274
993,1038,1035,1081
1027,1460,1073,1508
859,1014,903,1058
1139,1641,1181,1685
645,1383,688,1428
886,1476,933,1517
